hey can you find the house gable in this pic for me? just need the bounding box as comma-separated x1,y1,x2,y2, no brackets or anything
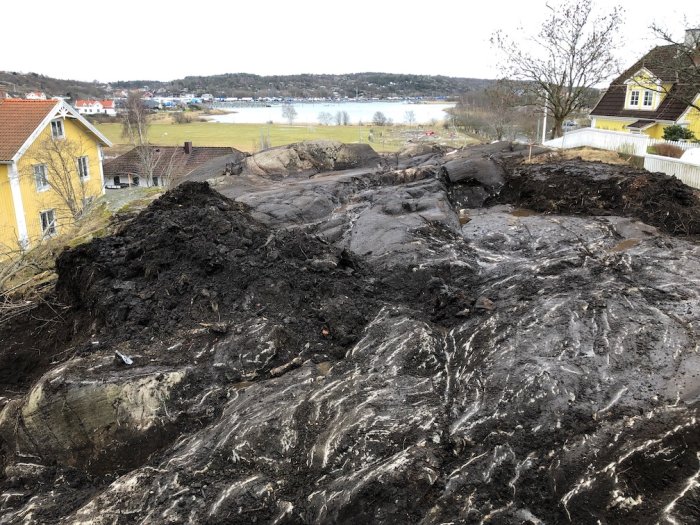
0,99,112,163
591,43,699,133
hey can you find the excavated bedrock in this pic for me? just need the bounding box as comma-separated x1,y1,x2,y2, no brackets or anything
1,141,700,524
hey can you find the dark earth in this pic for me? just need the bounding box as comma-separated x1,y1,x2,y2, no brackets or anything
1,141,699,524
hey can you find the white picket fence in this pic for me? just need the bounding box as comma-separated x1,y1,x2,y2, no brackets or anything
544,128,698,156
544,128,700,189
644,154,700,189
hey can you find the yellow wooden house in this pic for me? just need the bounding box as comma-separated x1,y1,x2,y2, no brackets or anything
591,30,700,139
0,98,112,251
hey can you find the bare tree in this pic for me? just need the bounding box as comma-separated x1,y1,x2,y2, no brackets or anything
373,111,388,126
282,104,298,125
121,91,159,185
484,81,521,141
318,111,334,126
121,90,150,146
492,0,623,138
0,241,44,326
335,111,350,126
404,110,416,126
158,148,183,189
23,135,96,223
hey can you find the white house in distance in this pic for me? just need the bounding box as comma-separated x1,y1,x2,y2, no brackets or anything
25,91,47,100
75,99,117,116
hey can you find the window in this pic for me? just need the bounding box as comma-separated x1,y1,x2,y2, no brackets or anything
34,164,49,191
629,90,640,106
50,119,64,139
40,209,56,236
643,91,653,107
77,156,89,180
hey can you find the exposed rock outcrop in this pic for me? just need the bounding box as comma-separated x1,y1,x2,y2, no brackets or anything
1,142,700,524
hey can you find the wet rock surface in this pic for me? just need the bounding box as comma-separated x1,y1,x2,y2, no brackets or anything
1,142,700,524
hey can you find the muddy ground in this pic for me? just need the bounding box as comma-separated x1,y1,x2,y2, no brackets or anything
1,140,700,524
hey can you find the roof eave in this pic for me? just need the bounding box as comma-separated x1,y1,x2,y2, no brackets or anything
10,100,62,163
10,100,113,162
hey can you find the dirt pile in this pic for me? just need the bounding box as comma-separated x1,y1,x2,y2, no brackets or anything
55,180,477,363
57,182,371,356
495,159,700,235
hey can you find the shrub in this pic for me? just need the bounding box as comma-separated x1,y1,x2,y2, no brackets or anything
648,143,684,158
173,112,193,124
662,125,695,141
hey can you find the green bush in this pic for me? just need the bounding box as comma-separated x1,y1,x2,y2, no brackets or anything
662,125,695,141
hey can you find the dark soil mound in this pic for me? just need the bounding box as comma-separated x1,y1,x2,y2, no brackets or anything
493,160,700,235
56,182,363,357
55,181,475,364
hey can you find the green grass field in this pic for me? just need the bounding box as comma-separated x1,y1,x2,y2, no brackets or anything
97,122,477,155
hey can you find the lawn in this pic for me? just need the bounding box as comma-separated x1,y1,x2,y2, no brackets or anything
97,122,477,155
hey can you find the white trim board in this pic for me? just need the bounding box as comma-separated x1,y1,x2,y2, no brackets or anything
7,162,28,246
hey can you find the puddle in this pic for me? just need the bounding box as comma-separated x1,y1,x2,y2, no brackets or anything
609,239,641,252
317,361,332,376
232,380,255,390
510,208,539,217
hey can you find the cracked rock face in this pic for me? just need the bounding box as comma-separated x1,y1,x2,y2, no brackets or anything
1,142,700,524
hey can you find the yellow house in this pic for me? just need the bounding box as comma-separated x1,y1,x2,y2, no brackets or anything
0,98,112,251
591,30,700,139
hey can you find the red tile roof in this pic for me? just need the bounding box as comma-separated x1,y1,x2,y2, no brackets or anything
76,99,115,109
0,99,59,161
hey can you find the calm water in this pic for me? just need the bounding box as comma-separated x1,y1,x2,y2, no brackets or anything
207,101,454,125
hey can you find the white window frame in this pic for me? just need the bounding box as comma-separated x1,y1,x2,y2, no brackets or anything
50,119,65,139
40,209,57,237
34,164,49,192
643,90,653,107
77,155,90,180
629,90,640,106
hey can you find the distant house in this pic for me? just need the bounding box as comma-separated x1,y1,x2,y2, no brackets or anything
0,99,112,249
103,142,240,188
25,91,47,100
591,29,700,138
75,99,117,116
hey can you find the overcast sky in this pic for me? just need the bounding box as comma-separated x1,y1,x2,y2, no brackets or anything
3,0,699,83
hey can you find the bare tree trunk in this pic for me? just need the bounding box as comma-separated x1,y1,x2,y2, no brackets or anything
552,118,564,139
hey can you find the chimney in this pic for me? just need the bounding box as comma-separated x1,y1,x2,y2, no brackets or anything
184,141,192,154
687,29,700,67
685,28,700,48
